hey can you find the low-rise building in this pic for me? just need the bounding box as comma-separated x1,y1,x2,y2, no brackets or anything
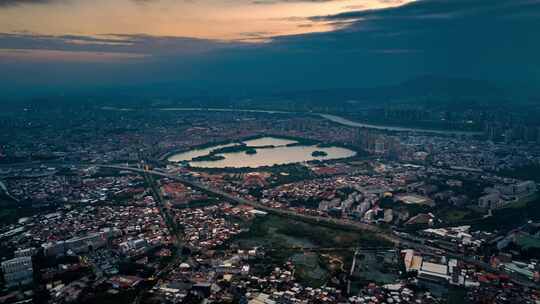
478,193,502,209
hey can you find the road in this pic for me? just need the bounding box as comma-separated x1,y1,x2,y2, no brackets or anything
1,161,535,287
98,165,402,243
155,107,483,136
0,179,19,202
143,171,183,252
133,170,186,304
96,164,539,288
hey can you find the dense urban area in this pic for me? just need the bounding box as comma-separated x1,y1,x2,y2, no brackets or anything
1,105,540,304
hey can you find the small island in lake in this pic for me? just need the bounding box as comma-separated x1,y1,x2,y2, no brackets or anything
245,149,257,155
311,150,328,157
211,144,257,155
192,154,226,162
191,144,259,161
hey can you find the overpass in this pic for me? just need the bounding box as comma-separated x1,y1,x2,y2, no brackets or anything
95,164,539,288
0,179,19,202
1,161,536,286
97,164,403,245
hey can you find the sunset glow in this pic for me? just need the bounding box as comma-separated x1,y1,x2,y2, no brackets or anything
0,0,412,41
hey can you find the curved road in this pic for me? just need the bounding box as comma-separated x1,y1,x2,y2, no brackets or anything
2,161,533,287
96,164,538,288
157,107,482,136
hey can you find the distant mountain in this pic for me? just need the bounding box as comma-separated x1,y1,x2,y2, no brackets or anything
4,75,524,113
266,75,508,108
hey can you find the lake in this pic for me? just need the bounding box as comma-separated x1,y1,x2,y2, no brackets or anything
168,136,356,168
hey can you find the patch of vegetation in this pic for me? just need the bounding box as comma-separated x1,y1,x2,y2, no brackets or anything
210,144,257,155
473,197,540,232
268,165,314,186
191,154,225,162
274,218,389,248
311,150,328,157
172,197,220,209
439,208,475,223
0,198,58,228
292,252,329,286
498,164,540,182
447,286,468,304
232,215,390,287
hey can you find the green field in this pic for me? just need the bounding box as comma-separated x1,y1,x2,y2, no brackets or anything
231,215,391,286
440,209,474,222
473,196,540,231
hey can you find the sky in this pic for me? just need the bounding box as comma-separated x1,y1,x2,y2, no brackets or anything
0,0,539,99
0,0,412,42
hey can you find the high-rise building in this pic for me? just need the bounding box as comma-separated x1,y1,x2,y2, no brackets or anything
375,138,386,154
1,257,34,287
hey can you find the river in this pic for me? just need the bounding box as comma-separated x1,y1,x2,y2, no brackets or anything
102,106,482,135
158,107,482,136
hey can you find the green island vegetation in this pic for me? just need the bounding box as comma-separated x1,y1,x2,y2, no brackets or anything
162,139,236,160
190,144,259,161
191,154,226,162
311,150,328,157
316,142,336,148
243,134,318,146
210,144,256,154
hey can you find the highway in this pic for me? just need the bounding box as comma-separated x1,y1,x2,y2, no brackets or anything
97,165,402,243
95,165,468,252
0,179,19,202
96,164,539,288
2,161,536,287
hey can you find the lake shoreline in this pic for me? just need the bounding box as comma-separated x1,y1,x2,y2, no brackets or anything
168,135,357,169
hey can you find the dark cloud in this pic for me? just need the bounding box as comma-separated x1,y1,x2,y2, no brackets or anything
1,0,539,98
251,0,335,4
0,32,243,55
309,0,540,22
0,0,55,7
0,0,155,7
